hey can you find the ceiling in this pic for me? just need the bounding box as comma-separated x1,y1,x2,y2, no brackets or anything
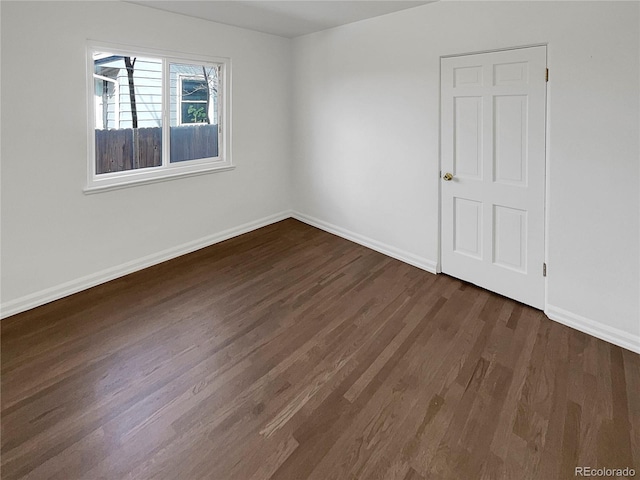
126,1,433,38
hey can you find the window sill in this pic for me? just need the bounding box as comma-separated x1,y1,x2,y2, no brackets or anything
83,163,235,194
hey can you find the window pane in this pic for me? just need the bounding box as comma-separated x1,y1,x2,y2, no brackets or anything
181,79,208,102
181,102,207,124
94,53,162,174
170,62,219,162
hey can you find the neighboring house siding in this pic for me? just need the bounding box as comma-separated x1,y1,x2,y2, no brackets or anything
106,94,118,127
170,70,178,126
116,57,162,129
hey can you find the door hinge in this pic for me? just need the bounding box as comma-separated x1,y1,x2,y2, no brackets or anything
543,263,547,277
545,68,549,82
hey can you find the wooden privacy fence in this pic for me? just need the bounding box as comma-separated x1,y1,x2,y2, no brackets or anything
170,125,219,163
95,124,219,174
95,127,160,173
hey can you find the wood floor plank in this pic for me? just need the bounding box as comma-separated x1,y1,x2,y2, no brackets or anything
2,219,638,480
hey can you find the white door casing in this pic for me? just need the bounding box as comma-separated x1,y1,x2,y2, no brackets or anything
440,46,547,309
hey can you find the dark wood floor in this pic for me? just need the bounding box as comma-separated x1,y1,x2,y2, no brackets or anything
2,219,638,480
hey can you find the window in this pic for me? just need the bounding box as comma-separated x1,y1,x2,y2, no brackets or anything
179,76,209,125
86,42,232,193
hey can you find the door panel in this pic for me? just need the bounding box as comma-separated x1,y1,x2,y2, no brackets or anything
441,46,546,309
454,66,483,87
493,62,529,86
494,95,527,185
454,198,483,259
454,97,483,179
493,205,527,272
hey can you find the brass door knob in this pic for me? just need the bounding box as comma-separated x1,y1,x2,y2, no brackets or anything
443,172,454,181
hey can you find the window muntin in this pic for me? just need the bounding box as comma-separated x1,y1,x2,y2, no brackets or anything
86,43,231,193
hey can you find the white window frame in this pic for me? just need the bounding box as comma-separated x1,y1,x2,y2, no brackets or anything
178,75,210,126
85,41,232,194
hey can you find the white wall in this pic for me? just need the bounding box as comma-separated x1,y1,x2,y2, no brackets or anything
291,1,640,351
1,1,292,314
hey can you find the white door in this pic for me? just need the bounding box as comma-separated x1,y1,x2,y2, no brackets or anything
440,46,547,309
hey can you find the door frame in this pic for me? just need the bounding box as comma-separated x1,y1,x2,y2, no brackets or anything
436,43,550,310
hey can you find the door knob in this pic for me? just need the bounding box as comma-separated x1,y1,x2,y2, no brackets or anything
443,172,454,181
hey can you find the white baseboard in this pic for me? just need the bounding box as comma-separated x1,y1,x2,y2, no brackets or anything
291,211,438,274
545,304,640,354
5,209,637,357
1,211,293,319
